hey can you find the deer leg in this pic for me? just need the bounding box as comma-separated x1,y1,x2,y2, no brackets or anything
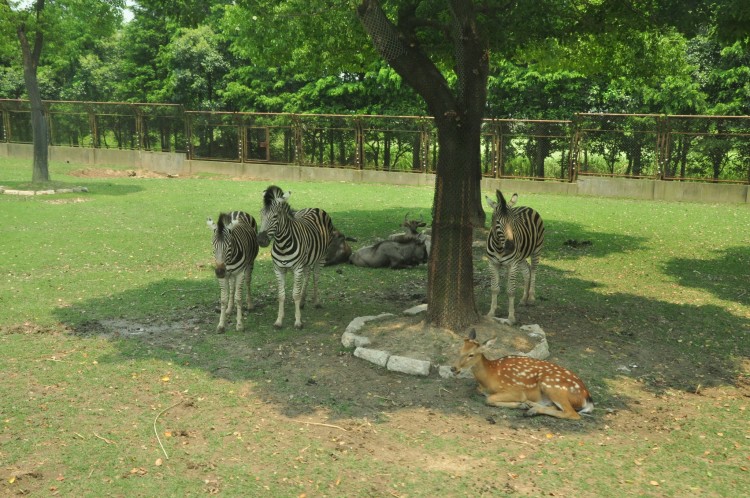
273,266,286,329
525,401,581,420
525,390,581,419
485,391,531,410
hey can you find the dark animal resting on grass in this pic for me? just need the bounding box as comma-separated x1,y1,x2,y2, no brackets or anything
324,229,356,266
485,190,545,325
451,329,594,420
206,211,259,333
349,237,428,269
388,213,431,256
258,186,335,329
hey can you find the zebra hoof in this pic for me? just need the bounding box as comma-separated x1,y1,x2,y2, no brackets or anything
294,322,304,330
217,325,226,334
273,322,283,329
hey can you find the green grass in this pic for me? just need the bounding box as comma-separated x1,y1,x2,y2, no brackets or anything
1,157,748,496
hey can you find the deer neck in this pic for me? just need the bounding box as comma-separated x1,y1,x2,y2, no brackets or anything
471,354,497,388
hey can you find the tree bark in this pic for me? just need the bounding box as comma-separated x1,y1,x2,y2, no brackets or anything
357,0,487,330
16,0,49,183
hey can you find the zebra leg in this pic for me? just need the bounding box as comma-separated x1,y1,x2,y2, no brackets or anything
245,263,254,311
273,266,287,329
298,266,311,310
311,260,323,308
487,260,502,317
518,259,531,305
527,253,540,305
292,267,306,329
233,271,244,332
217,277,229,333
505,261,519,325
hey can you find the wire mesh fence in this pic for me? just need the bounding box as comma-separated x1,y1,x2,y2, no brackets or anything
1,99,748,184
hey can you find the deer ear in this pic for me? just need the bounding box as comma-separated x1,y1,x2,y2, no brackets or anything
468,328,477,340
482,337,497,348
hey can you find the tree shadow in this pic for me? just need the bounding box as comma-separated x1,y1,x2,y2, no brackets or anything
663,246,750,307
50,246,747,437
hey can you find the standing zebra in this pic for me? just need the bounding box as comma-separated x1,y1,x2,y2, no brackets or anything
206,211,259,333
257,186,335,329
485,190,545,325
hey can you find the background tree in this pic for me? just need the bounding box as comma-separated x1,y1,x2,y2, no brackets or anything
1,0,123,183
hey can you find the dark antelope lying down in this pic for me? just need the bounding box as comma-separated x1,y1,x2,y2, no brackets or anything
349,238,427,269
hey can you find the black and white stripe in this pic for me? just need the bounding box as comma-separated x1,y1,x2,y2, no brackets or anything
207,211,259,332
485,190,545,325
258,186,335,329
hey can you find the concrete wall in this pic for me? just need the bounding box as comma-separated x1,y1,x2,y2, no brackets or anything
2,144,748,204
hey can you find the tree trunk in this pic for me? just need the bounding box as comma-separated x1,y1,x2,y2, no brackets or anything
17,9,49,183
426,120,480,329
357,0,486,330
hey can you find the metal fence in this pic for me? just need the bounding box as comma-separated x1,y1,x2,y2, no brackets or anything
2,99,749,184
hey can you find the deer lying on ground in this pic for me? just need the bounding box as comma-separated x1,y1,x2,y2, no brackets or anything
452,329,594,420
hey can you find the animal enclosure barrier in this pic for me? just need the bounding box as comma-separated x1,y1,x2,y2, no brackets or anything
1,99,748,184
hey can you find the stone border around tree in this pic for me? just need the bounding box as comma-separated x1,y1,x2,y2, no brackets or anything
0,186,89,196
341,305,550,378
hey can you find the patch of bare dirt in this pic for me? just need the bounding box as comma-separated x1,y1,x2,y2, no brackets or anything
360,312,544,365
69,168,180,179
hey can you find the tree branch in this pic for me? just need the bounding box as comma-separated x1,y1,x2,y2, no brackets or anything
356,0,457,121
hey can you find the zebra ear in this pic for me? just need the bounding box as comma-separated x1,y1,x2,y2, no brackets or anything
508,193,518,207
283,190,292,201
207,217,216,230
497,190,507,210
485,195,497,209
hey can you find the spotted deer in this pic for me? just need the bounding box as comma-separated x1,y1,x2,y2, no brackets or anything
452,329,594,420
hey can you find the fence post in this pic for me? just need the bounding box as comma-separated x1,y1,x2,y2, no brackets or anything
570,114,581,182
355,118,364,169
292,114,303,165
237,113,244,163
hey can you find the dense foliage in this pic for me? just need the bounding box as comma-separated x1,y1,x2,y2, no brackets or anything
1,1,747,118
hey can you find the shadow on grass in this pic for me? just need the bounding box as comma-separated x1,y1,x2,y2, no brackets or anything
663,246,750,307
50,250,748,434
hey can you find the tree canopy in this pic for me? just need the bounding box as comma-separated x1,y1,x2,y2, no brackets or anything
0,0,746,118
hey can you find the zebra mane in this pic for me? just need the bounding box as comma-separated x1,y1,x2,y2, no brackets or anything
215,213,232,240
263,185,285,207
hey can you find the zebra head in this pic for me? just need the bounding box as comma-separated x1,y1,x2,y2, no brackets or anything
486,190,519,255
258,186,292,247
207,212,238,278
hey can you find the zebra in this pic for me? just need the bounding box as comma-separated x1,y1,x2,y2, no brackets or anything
206,211,259,333
257,186,335,329
485,190,545,325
